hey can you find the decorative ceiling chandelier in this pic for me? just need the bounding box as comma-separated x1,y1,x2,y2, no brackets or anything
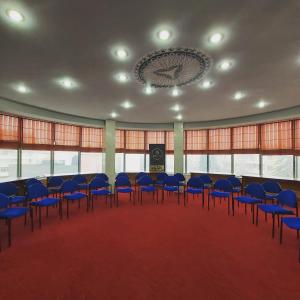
135,48,211,88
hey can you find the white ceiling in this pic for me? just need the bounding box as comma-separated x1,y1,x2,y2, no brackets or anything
0,0,300,123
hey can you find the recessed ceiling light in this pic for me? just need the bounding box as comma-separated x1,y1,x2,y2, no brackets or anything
6,9,25,22
175,114,182,120
209,32,223,44
144,85,155,95
111,112,118,118
233,91,246,100
158,29,171,40
115,48,128,60
121,100,133,109
171,104,182,112
115,72,129,83
16,84,29,93
61,78,73,89
171,87,182,97
256,100,269,109
200,80,213,89
218,60,233,71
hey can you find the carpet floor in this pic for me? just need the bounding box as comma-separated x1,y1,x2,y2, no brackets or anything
0,192,300,300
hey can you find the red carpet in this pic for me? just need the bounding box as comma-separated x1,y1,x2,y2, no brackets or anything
0,192,300,300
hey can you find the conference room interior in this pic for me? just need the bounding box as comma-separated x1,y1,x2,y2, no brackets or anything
1,0,300,299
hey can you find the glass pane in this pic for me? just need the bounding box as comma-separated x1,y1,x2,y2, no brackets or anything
297,157,300,180
81,152,103,173
115,153,124,173
0,149,18,180
234,154,260,176
186,154,207,173
54,151,78,174
209,155,232,174
262,155,293,179
166,154,174,174
145,154,149,172
22,150,51,177
125,154,145,172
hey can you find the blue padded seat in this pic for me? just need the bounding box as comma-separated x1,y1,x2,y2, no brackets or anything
116,187,134,193
31,198,60,207
186,187,203,194
258,204,293,215
0,207,29,219
210,191,231,198
282,217,300,230
141,186,156,192
64,192,86,201
9,195,26,205
91,189,111,196
235,196,262,204
164,186,179,192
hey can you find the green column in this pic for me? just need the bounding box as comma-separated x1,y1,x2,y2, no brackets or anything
105,120,116,184
174,122,184,174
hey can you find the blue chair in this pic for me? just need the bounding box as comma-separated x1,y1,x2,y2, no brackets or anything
26,178,43,188
59,180,88,218
257,190,298,238
227,176,242,195
198,175,213,190
161,176,181,205
0,182,26,206
89,178,112,209
114,176,134,206
47,176,64,196
280,217,300,262
184,177,204,207
155,172,168,186
135,172,146,184
174,173,186,186
262,180,282,202
95,173,109,182
0,193,32,248
27,183,61,228
73,175,89,191
234,183,265,224
137,175,157,205
209,179,233,215
116,173,129,180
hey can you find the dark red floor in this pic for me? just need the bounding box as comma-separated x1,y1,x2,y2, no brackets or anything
0,192,300,300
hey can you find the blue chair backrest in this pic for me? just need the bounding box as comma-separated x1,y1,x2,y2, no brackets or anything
27,183,49,200
227,176,241,187
0,182,17,196
164,176,179,186
89,178,109,189
157,172,168,181
60,180,79,194
175,173,185,182
245,183,265,199
214,179,233,192
95,173,109,182
26,178,42,188
0,193,10,209
73,175,87,184
187,177,204,188
116,173,129,180
262,180,282,194
48,176,64,187
137,175,153,186
199,175,212,185
277,190,298,209
136,172,146,180
115,177,131,187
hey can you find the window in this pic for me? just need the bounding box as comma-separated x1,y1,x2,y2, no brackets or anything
295,120,300,150
166,154,174,173
115,153,124,173
0,149,18,179
54,124,80,147
261,121,292,150
166,131,174,152
125,130,145,151
146,131,165,149
234,154,260,176
262,155,293,179
232,125,258,150
81,152,103,173
185,130,207,151
125,154,145,172
0,114,19,142
209,155,232,174
81,127,104,149
22,119,52,145
22,150,51,177
297,157,300,180
54,151,78,174
186,154,207,173
208,128,231,150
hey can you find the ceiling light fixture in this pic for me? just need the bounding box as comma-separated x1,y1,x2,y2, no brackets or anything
115,72,129,83
115,48,128,60
61,78,73,89
171,104,182,112
200,80,213,89
256,100,268,109
121,100,133,109
16,84,29,93
171,87,181,97
144,85,155,95
209,32,223,44
111,112,118,118
219,59,233,71
6,9,25,22
234,91,245,100
158,29,171,41
175,114,182,120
